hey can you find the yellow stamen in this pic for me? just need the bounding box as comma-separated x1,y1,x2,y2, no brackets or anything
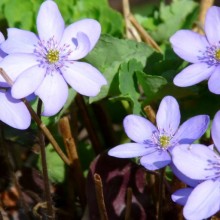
215,49,220,61
46,50,59,64
159,136,170,148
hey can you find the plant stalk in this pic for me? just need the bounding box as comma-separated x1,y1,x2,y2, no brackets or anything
0,68,70,166
37,99,55,219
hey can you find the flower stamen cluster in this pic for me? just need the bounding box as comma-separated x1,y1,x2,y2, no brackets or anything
150,130,173,150
34,37,72,72
200,45,220,66
159,135,171,149
46,49,59,64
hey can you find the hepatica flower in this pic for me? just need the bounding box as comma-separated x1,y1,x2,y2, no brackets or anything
0,33,30,129
172,146,220,218
108,96,209,170
171,110,220,219
170,6,220,94
0,0,107,116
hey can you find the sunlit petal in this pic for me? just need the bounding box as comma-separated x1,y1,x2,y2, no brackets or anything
62,61,107,96
123,114,157,143
156,96,180,135
140,150,171,170
35,71,68,116
108,143,155,158
184,180,220,220
37,0,64,42
0,90,31,129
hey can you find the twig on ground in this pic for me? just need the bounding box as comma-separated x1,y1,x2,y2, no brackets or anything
144,105,156,125
59,116,86,207
94,173,108,220
122,0,141,41
193,0,214,34
128,13,162,53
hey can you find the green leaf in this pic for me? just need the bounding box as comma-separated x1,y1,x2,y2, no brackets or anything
2,0,124,37
85,34,154,102
138,0,199,43
37,143,65,183
118,59,143,114
70,0,124,37
136,71,167,103
4,0,35,30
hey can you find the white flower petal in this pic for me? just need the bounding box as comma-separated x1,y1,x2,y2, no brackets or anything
12,65,45,99
123,114,157,143
172,115,210,145
0,54,39,86
211,110,220,153
184,180,220,220
108,143,154,158
140,150,171,170
172,144,218,180
156,96,180,135
171,188,193,206
60,19,101,52
0,90,31,129
170,30,209,63
67,32,91,60
174,63,215,87
35,71,68,116
0,32,5,43
1,28,38,54
37,0,65,42
208,65,220,94
62,61,107,96
205,6,220,45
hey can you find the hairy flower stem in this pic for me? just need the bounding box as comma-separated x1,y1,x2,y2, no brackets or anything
0,68,70,166
37,99,55,219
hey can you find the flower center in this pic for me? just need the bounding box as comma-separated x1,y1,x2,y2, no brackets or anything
46,49,59,64
34,36,73,72
201,45,220,65
215,49,220,61
148,130,174,150
159,135,170,149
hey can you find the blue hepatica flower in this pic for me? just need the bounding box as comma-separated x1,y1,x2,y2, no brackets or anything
0,33,31,129
172,110,220,220
172,111,220,220
172,145,220,219
108,96,209,170
170,6,220,94
0,0,107,116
